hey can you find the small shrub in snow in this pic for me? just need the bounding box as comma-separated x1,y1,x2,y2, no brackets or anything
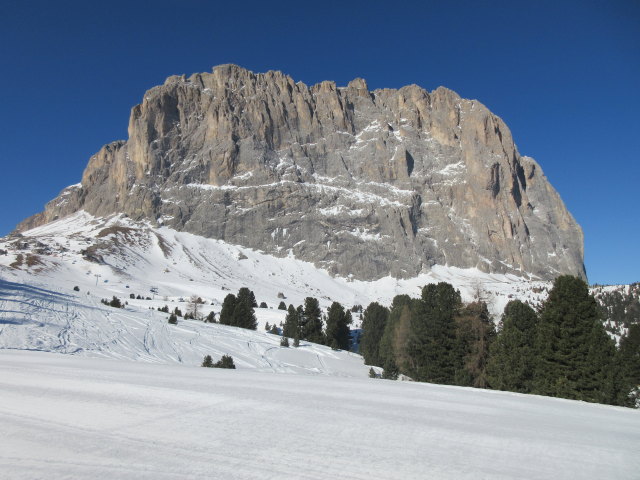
102,296,123,308
201,355,214,368
213,355,235,369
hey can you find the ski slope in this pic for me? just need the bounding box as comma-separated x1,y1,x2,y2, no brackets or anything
0,278,368,376
1,349,638,480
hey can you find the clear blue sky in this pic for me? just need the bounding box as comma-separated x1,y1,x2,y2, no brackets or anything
1,0,638,285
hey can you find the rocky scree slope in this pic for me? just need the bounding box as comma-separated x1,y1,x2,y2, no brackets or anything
18,65,584,281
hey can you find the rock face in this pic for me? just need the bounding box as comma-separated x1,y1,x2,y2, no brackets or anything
18,64,585,281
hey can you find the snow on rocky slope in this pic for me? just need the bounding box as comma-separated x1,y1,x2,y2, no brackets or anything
1,210,549,317
0,210,551,372
1,349,638,479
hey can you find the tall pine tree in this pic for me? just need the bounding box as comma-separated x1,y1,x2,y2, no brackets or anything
325,302,352,350
301,297,323,343
233,288,257,330
533,275,617,404
219,293,237,325
360,302,389,367
406,283,461,384
283,304,300,338
487,300,538,393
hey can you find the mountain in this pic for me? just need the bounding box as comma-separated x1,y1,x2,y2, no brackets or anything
17,64,584,282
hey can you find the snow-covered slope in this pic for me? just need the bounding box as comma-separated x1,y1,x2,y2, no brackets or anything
0,277,368,376
2,349,638,480
1,211,550,320
0,210,556,377
0,210,555,371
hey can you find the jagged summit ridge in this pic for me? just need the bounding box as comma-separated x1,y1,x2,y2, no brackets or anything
18,65,585,281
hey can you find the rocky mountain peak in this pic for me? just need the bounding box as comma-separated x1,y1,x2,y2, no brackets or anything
17,65,585,281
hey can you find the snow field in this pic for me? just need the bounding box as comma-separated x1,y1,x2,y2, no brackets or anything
1,349,638,480
0,278,367,376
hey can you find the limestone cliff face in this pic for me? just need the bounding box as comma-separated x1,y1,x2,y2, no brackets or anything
18,64,585,281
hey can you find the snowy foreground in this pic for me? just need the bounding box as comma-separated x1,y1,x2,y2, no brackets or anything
2,212,639,478
1,350,638,480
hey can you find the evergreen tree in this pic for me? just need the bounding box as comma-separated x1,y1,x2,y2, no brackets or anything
109,296,122,308
369,367,377,378
269,324,279,335
232,296,258,330
533,275,617,404
406,283,461,384
168,313,178,325
278,301,287,310
280,336,290,347
202,355,214,367
617,324,640,407
325,302,352,350
213,354,236,369
381,356,399,380
219,294,236,325
454,301,495,387
360,302,389,367
301,297,323,343
237,287,258,308
283,304,300,338
293,334,300,347
487,300,538,393
205,311,216,323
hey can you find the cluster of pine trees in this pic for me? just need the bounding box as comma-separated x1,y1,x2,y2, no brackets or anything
361,276,640,407
201,354,235,369
218,287,258,330
281,298,352,350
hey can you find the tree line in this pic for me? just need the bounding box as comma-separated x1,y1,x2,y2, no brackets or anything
360,275,640,407
280,297,352,350
163,287,353,351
